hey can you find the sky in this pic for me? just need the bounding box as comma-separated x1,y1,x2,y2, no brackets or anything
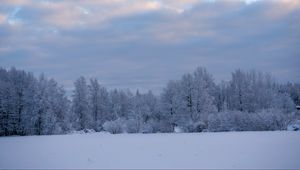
0,0,299,94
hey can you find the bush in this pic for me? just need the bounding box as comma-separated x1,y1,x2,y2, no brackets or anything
122,119,156,133
103,118,124,134
184,121,207,132
140,123,154,133
255,109,294,131
124,119,140,133
153,120,174,133
287,120,300,131
207,110,295,132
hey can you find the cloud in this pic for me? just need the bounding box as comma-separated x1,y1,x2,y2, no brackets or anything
263,0,300,19
2,0,299,30
0,14,6,24
0,0,163,29
1,0,31,6
0,0,299,93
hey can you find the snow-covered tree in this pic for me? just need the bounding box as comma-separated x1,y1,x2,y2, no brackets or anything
226,69,292,113
88,78,111,131
279,83,300,106
0,66,298,136
109,89,133,121
72,77,92,130
191,67,217,124
33,75,70,135
160,67,217,132
160,80,181,132
88,78,102,131
125,90,158,133
215,81,229,112
0,68,70,136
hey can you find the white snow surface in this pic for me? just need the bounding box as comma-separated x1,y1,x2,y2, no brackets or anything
0,131,299,169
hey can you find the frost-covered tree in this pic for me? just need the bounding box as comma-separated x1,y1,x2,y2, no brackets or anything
160,80,182,132
45,79,70,134
279,83,300,106
88,78,110,131
34,76,55,135
0,68,38,135
33,75,70,135
180,73,194,122
226,69,292,113
126,90,158,133
0,68,70,136
72,77,91,130
20,74,38,135
215,81,229,112
109,89,133,120
191,67,217,123
88,78,102,130
0,66,298,136
0,68,14,135
160,67,217,132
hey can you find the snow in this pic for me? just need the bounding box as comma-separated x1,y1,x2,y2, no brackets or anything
0,131,299,169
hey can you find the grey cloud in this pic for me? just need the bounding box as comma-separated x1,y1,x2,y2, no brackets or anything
0,0,299,94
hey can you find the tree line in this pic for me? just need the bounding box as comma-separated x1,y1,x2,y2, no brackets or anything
0,67,299,136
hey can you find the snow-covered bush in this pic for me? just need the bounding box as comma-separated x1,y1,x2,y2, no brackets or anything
84,129,96,133
207,111,244,132
255,109,297,131
69,129,96,134
287,120,300,131
255,110,281,131
174,126,185,133
103,118,125,134
121,119,155,133
123,119,140,133
151,120,173,133
207,110,294,132
140,123,154,133
185,121,207,132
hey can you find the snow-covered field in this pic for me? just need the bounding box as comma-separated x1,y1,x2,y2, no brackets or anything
0,131,299,169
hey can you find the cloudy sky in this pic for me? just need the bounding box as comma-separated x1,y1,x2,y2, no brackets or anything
0,0,299,93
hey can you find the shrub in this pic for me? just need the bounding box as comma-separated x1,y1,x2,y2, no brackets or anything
207,110,295,132
103,118,124,134
124,119,140,133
